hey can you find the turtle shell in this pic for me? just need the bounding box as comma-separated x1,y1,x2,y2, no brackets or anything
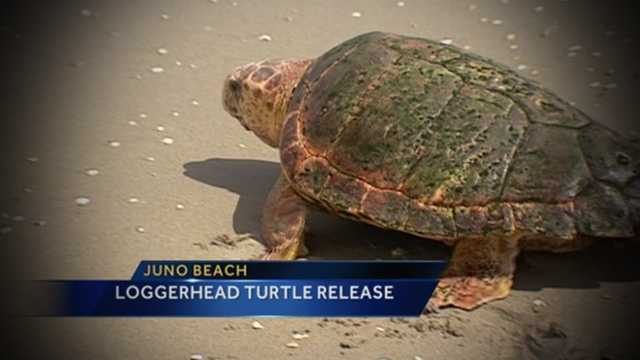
280,32,640,246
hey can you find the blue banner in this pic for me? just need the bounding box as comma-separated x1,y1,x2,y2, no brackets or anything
23,261,446,317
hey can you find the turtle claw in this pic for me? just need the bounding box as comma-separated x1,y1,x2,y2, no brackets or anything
261,236,307,260
261,247,297,260
428,276,513,311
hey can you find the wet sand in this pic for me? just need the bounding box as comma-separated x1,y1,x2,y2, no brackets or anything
3,0,640,359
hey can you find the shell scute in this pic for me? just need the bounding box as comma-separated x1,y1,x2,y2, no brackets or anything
442,57,590,129
361,189,408,229
575,182,634,238
327,59,462,189
318,171,368,213
453,203,514,238
402,85,524,206
579,122,640,188
405,202,456,240
302,34,399,154
511,203,577,242
294,157,332,198
501,124,591,203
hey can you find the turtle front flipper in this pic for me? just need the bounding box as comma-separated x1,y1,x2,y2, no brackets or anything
261,173,309,260
428,235,521,311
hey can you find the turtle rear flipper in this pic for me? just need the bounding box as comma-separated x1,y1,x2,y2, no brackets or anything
428,234,520,311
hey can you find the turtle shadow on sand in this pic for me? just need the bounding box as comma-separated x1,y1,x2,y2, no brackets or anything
183,158,280,237
183,157,640,291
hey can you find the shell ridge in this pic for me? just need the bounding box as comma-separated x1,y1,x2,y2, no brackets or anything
498,115,530,200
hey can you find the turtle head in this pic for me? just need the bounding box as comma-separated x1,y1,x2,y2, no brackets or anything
223,59,312,148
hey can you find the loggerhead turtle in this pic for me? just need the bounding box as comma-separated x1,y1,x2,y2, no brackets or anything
222,32,640,310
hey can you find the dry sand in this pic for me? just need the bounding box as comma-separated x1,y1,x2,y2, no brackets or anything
3,0,640,359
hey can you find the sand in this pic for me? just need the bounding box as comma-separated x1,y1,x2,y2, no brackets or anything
3,0,640,359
